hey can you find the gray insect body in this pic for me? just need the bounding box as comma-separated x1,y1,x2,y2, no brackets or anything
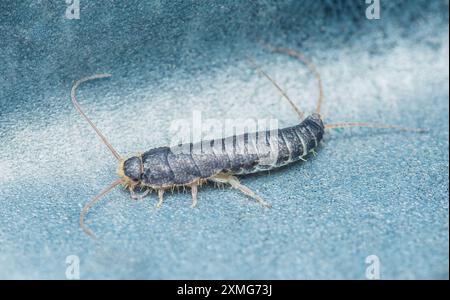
122,113,324,188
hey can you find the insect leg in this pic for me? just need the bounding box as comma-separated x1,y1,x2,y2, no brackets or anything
156,189,165,208
210,174,271,208
130,188,150,200
191,184,198,208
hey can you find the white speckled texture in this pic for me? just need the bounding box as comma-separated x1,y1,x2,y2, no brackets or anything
0,1,448,279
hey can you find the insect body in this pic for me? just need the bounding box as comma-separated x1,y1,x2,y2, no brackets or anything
120,113,324,187
73,46,424,238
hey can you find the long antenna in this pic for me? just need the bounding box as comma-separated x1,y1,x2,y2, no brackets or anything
325,122,427,133
247,56,304,120
80,178,124,238
71,74,122,161
265,45,324,115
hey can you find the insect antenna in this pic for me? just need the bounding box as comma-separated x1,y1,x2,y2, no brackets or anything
264,45,324,115
264,45,426,134
80,178,124,238
247,56,304,120
71,74,122,161
325,122,427,133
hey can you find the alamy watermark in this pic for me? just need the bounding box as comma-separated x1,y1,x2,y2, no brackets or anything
65,255,80,279
65,0,80,20
169,110,280,165
365,0,381,20
365,254,381,279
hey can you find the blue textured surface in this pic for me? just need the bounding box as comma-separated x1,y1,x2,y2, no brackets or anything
0,1,448,279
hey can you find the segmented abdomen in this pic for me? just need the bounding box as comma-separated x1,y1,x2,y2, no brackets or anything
230,113,324,175
141,114,324,186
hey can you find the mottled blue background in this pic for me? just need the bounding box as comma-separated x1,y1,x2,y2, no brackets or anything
0,1,448,279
